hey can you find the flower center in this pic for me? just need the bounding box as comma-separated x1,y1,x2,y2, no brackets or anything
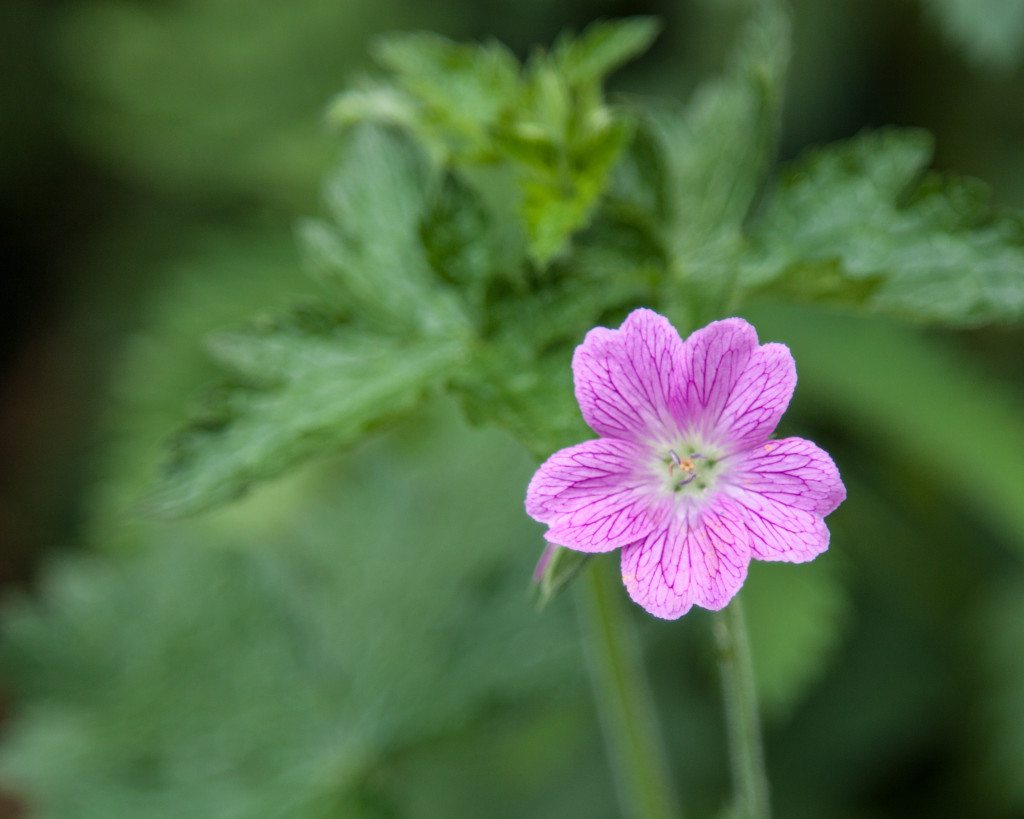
655,440,726,499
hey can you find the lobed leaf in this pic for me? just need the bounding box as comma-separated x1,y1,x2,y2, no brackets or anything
741,129,1024,325
552,16,661,87
644,0,789,268
419,171,527,312
299,124,466,334
515,117,634,265
1,403,579,816
360,22,657,267
150,311,467,516
372,32,521,157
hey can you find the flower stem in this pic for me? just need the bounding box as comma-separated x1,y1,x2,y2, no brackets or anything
577,559,681,819
712,596,771,819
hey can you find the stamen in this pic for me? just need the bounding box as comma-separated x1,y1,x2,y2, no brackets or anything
666,447,710,491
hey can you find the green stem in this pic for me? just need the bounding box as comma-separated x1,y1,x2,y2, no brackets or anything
576,559,681,819
712,596,771,819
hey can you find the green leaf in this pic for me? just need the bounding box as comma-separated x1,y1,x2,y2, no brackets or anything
1,402,580,816
419,172,527,312
535,546,592,611
923,0,1024,70
496,33,645,266
741,129,1024,325
455,228,658,459
649,1,789,264
976,580,1024,811
748,304,1024,551
325,80,420,133
371,32,521,157
742,560,849,717
552,16,661,87
150,310,466,515
299,124,466,334
353,24,655,268
53,0,384,204
516,117,634,265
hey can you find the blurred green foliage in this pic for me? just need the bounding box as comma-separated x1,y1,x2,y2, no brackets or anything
923,0,1024,70
2,0,1024,817
52,0,435,206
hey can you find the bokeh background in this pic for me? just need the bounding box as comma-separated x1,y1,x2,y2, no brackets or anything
2,0,1024,816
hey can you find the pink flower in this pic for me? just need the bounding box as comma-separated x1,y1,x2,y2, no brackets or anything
525,309,845,620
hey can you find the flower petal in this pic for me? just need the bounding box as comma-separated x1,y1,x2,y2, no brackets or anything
526,438,664,553
573,309,686,443
730,437,846,516
724,437,844,562
620,499,751,619
678,318,758,436
729,489,831,564
716,343,796,452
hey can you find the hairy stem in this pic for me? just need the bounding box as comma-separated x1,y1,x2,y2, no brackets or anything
712,596,771,819
577,559,681,819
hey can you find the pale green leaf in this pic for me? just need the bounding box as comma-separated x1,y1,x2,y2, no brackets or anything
742,129,1024,325
359,25,651,268
325,80,420,132
496,43,640,265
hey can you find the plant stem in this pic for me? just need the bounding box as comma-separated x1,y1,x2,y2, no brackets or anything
712,596,771,819
576,559,681,819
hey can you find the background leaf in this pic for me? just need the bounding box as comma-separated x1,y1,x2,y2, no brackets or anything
1,401,585,818
922,0,1024,70
741,129,1024,325
974,578,1024,812
552,16,660,87
299,125,467,334
151,312,466,515
749,304,1024,550
645,0,789,286
371,32,521,157
742,560,849,718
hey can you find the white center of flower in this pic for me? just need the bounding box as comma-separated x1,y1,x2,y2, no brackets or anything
655,439,727,499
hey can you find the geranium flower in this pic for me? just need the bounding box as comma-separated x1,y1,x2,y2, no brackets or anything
526,309,845,619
